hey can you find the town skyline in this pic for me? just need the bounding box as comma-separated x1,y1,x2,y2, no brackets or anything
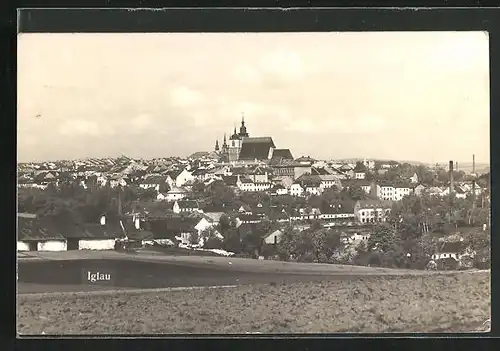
18,32,490,164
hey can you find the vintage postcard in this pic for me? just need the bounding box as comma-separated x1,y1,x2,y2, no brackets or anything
17,30,490,334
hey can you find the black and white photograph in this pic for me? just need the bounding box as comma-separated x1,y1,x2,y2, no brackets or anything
17,29,490,334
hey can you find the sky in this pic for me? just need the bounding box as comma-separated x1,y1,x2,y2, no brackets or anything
17,32,490,164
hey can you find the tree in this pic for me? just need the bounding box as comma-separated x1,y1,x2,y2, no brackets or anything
463,230,490,268
218,214,232,234
367,223,400,253
222,227,241,253
189,231,200,246
137,188,158,201
355,161,367,172
276,226,304,261
348,185,367,201
209,183,235,208
192,180,206,194
310,228,342,263
308,195,323,209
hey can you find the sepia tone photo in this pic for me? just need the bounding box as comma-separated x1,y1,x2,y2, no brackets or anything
17,31,490,334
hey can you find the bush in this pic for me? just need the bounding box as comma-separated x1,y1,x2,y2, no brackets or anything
437,257,460,271
261,243,277,258
204,237,223,250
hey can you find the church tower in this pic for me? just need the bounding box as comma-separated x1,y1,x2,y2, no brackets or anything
228,116,248,163
239,113,249,138
222,133,228,151
215,139,219,152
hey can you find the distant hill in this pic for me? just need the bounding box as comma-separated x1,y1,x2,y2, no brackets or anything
334,158,428,166
454,163,490,174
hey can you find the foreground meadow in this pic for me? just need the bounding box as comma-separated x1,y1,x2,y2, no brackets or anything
17,272,490,334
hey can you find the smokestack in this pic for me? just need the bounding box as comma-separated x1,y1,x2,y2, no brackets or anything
455,161,458,171
449,160,454,195
473,154,476,176
472,154,476,210
117,186,123,217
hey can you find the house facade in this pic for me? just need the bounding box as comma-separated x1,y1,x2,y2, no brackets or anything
172,200,201,214
290,183,304,197
165,187,187,202
354,199,393,224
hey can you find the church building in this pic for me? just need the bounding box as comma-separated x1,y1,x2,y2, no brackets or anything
214,115,294,165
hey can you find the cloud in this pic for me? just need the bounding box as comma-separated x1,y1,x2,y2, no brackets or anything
58,119,107,137
169,86,204,107
232,65,263,85
18,135,38,147
355,115,386,133
260,49,305,80
232,49,306,86
427,32,488,72
284,118,317,134
130,114,152,130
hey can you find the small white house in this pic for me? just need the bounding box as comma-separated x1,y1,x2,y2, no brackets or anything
78,239,115,250
195,217,214,234
17,241,31,251
354,171,366,180
290,183,304,197
166,187,187,202
264,230,283,245
172,200,201,214
431,241,466,261
17,213,68,252
37,240,68,252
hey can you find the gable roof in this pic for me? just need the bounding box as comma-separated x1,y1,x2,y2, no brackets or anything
165,217,198,232
437,241,464,254
166,169,184,180
311,167,332,176
203,212,225,223
238,137,276,161
189,152,210,159
356,199,393,209
176,200,199,209
167,187,187,194
17,216,66,241
263,229,283,239
271,149,294,160
295,156,316,163
143,218,196,240
238,214,261,222
140,176,167,185
222,175,239,186
71,223,122,239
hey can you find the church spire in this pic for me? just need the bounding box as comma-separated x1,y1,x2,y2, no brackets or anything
239,112,249,137
215,139,219,151
223,133,227,148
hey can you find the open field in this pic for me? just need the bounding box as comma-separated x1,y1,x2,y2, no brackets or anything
17,271,490,334
17,251,468,294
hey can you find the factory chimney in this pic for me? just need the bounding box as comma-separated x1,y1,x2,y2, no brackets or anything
472,154,476,210
449,160,454,195
455,161,458,171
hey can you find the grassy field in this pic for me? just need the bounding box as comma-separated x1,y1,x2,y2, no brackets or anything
17,271,489,334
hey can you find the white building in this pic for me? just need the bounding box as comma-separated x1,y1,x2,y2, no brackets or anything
290,183,304,197
394,185,412,201
379,184,412,201
165,187,187,202
263,230,283,245
354,199,393,224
